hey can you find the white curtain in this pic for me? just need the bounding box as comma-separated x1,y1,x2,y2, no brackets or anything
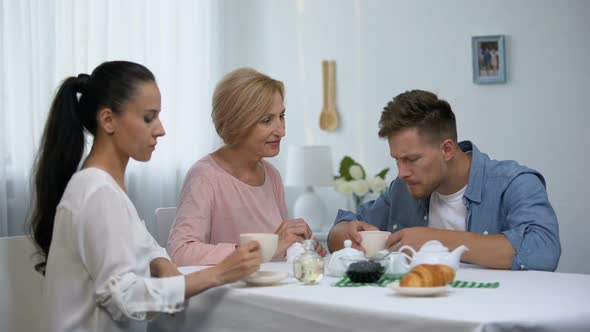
0,0,223,237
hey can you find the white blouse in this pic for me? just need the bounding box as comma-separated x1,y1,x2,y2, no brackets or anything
41,168,185,332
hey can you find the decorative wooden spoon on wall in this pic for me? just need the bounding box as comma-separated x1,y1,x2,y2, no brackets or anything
319,60,339,131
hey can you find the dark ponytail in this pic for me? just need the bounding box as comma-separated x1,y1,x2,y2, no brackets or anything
30,61,155,274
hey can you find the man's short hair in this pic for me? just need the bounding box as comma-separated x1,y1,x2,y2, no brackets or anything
378,89,457,143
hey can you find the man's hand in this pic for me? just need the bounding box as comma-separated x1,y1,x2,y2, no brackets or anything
385,227,515,269
328,221,379,253
385,227,441,252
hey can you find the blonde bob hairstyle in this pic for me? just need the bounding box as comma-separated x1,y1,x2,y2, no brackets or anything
212,67,285,146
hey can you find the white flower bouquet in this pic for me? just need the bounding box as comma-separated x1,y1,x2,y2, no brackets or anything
333,156,389,211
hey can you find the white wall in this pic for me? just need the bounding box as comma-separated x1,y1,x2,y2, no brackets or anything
220,0,590,274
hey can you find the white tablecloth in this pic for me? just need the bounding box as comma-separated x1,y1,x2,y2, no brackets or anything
148,260,590,332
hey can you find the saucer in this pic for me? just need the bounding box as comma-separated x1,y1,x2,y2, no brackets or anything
243,271,289,286
387,281,450,297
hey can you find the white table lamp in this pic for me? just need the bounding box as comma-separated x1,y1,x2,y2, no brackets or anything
285,146,333,232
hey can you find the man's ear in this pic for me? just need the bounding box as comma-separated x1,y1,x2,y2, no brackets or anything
441,139,456,161
97,108,115,134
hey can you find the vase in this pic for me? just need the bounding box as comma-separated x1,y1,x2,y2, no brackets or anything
343,193,358,213
344,192,380,213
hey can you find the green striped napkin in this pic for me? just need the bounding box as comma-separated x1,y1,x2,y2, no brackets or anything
450,280,500,288
334,276,500,288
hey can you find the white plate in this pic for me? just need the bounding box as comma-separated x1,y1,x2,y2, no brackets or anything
387,281,450,297
243,271,289,286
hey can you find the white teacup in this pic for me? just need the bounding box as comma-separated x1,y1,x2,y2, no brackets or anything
239,233,278,263
359,230,391,258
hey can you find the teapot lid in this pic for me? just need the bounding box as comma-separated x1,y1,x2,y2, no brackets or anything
420,240,449,252
325,240,364,277
331,240,364,260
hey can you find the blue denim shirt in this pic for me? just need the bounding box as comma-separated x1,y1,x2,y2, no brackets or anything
333,141,561,271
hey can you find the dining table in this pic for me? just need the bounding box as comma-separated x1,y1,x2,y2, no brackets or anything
148,259,590,332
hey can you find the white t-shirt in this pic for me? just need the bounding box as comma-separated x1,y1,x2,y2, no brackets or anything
42,168,185,332
428,185,467,231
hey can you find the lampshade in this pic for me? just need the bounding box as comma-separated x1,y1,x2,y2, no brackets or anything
285,146,333,187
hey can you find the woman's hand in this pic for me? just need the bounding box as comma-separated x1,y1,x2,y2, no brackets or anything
184,241,262,299
274,218,312,258
211,241,262,285
150,257,182,278
313,237,327,257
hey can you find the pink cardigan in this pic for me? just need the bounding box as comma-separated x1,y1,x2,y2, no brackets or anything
167,155,288,266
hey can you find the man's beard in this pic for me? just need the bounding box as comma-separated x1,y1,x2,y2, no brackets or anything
406,181,439,199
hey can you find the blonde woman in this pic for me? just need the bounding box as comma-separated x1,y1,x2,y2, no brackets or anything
168,68,325,266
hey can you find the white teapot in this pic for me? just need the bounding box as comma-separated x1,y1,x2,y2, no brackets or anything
326,240,365,277
399,240,468,270
373,250,412,276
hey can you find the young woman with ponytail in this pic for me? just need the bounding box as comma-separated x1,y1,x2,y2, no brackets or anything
30,61,262,332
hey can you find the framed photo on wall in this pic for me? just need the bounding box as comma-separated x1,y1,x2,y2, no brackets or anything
472,35,506,84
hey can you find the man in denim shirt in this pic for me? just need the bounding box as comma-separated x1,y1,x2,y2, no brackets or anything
328,90,560,271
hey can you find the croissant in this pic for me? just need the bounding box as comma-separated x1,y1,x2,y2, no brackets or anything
399,264,456,287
